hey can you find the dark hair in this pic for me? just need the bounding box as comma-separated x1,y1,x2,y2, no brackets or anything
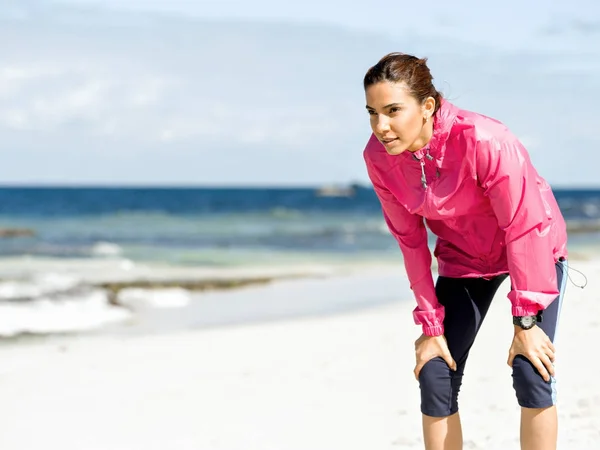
363,52,442,115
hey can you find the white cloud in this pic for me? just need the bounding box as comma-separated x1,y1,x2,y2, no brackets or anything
0,63,63,98
0,60,179,137
0,55,346,147
1,109,30,130
128,77,171,107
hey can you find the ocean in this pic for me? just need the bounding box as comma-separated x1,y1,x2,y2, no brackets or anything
0,185,598,338
3,186,600,262
0,185,397,265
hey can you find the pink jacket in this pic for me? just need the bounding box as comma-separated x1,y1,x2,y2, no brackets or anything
363,99,568,336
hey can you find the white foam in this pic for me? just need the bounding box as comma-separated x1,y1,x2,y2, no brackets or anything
91,241,123,257
0,273,80,300
0,254,385,337
119,259,136,271
0,290,132,337
117,288,191,310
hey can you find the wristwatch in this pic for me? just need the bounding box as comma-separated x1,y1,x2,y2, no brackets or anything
513,314,541,330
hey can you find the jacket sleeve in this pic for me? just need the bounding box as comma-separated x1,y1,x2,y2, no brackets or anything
475,135,559,316
365,158,445,336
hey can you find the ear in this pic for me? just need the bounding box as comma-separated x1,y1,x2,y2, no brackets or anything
422,96,436,119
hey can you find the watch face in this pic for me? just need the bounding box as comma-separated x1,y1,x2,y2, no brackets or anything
521,316,534,327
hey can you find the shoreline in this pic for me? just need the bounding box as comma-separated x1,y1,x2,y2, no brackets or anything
0,256,409,340
0,252,593,341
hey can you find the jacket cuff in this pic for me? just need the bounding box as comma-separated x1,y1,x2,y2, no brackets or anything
422,324,444,336
508,290,556,316
413,305,445,336
512,305,541,316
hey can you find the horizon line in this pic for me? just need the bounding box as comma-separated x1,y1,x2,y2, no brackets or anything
0,182,597,190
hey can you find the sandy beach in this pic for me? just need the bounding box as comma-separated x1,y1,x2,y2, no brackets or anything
0,259,598,450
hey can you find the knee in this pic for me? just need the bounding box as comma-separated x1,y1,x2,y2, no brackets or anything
512,355,555,409
419,357,462,417
419,357,456,391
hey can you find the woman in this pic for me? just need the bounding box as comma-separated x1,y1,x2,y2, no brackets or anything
362,52,568,450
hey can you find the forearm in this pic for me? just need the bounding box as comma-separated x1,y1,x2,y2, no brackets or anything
398,242,444,336
505,231,560,317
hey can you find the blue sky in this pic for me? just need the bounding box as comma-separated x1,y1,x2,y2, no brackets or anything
2,0,600,186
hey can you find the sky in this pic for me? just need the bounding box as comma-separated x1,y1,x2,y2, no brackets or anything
2,0,600,186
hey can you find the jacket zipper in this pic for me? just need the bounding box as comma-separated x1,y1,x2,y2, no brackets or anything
413,147,439,189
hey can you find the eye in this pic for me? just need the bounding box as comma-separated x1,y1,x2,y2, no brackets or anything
389,107,401,113
367,110,377,115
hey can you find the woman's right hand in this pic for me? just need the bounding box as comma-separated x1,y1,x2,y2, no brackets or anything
413,333,457,380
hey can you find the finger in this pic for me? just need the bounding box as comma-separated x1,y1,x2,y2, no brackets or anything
442,352,457,371
415,335,426,348
540,353,555,377
507,351,515,367
547,340,556,354
544,346,556,363
531,356,551,382
414,361,425,381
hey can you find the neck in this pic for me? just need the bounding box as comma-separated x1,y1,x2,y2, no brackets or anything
407,120,434,152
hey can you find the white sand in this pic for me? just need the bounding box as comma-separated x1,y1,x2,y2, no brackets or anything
0,260,598,450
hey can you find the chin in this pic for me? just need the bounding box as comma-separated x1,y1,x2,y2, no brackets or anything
384,144,408,156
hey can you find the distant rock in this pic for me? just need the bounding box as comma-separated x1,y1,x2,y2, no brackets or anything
95,277,276,306
315,185,356,198
0,228,35,238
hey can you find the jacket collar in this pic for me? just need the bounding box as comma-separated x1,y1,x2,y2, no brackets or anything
405,98,458,163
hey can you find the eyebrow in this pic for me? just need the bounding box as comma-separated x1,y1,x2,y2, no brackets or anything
365,102,405,110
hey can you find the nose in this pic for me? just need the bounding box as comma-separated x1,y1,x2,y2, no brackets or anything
374,115,390,134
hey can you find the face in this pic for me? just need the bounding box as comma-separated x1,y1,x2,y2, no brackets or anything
365,81,435,155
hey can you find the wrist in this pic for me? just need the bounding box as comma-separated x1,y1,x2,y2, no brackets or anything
512,314,539,331
513,324,532,334
422,324,444,337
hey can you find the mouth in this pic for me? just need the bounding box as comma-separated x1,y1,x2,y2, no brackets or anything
380,137,398,146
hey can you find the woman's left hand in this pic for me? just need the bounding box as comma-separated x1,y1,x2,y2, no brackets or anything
507,325,556,382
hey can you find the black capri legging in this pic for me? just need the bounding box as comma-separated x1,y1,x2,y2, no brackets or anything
418,259,568,417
